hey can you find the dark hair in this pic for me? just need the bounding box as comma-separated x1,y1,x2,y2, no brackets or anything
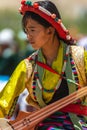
22,0,61,32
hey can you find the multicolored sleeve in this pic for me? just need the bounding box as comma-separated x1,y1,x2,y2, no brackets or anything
0,59,28,118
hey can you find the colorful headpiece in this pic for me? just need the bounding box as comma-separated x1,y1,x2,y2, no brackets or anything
19,0,75,44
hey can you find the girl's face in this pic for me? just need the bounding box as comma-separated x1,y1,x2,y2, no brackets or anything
25,18,51,50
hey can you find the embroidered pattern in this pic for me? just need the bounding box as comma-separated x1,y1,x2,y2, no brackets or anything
6,96,19,119
37,111,75,130
70,55,80,89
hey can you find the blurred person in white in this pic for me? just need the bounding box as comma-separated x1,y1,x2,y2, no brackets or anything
0,28,21,76
77,36,87,50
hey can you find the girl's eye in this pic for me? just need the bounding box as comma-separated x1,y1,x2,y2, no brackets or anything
31,29,35,32
24,29,28,34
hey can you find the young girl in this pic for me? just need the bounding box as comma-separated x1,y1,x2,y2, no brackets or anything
0,0,87,129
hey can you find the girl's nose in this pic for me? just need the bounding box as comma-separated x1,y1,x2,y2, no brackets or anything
27,33,32,40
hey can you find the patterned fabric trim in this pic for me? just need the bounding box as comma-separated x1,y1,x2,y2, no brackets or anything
6,96,19,119
70,46,86,86
36,111,75,130
70,54,80,90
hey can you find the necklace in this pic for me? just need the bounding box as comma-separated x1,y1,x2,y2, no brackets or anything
33,46,70,92
31,46,81,102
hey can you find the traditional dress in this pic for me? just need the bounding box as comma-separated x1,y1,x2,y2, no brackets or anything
0,42,87,129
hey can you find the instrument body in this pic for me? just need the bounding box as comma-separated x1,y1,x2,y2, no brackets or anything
0,118,12,130
0,111,36,130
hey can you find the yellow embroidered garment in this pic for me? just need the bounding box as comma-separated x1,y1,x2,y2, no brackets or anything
0,60,27,117
42,43,63,103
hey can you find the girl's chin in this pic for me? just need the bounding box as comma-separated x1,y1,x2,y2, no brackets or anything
34,48,40,50
32,46,40,50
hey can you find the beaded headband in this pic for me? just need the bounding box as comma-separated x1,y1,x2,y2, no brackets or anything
19,0,75,44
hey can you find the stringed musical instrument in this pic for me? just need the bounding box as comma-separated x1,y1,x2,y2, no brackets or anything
0,86,87,130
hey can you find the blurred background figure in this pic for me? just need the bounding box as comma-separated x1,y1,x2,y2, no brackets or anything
0,28,22,76
77,36,87,50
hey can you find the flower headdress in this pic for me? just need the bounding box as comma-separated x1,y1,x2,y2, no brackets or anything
19,0,75,44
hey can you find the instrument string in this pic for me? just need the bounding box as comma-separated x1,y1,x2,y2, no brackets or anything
9,87,87,130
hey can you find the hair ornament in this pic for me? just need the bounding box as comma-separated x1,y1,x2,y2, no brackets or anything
38,6,51,16
51,14,56,19
66,35,71,40
21,0,26,5
58,20,67,32
19,0,75,44
25,0,32,6
33,2,39,8
55,17,59,22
